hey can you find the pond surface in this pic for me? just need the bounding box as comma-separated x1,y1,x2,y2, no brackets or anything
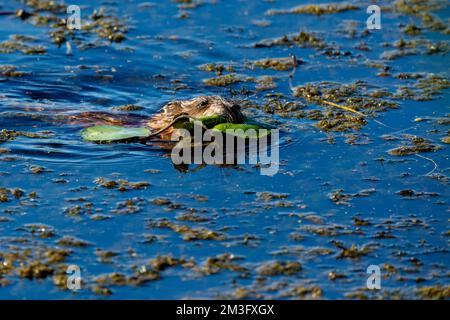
0,0,449,299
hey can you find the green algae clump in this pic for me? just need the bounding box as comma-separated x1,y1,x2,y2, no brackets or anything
203,74,242,87
253,57,295,71
416,286,450,299
388,136,442,156
257,261,302,276
266,3,359,16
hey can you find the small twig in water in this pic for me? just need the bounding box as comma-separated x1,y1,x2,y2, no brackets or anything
415,154,438,176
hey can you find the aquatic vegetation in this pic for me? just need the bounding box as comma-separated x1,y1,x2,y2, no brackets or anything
266,3,359,16
251,31,327,50
416,286,450,299
292,81,398,131
257,261,302,276
0,65,28,77
394,73,450,101
151,198,172,206
112,105,144,112
388,135,442,156
7,1,129,53
83,8,128,43
255,76,277,91
260,97,306,117
252,57,295,71
197,254,247,275
213,123,271,139
82,125,151,142
329,188,376,206
0,0,448,300
336,244,371,259
285,285,323,299
0,130,51,143
316,113,367,132
402,24,422,35
57,236,91,247
328,271,346,281
392,0,448,16
30,166,49,174
199,63,234,75
396,189,439,198
150,219,226,241
0,39,46,55
203,74,243,86
18,261,54,280
93,178,150,191
256,192,289,201
19,223,56,238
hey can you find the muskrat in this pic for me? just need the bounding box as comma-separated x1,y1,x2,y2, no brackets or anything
67,95,244,139
148,95,244,138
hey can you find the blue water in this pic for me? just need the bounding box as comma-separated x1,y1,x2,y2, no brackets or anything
0,0,448,299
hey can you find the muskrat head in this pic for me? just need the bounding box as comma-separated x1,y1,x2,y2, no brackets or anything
149,96,244,133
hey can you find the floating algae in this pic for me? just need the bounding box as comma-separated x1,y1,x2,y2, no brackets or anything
402,24,422,35
199,63,234,75
0,0,448,300
149,218,226,241
441,136,450,144
111,104,144,112
203,73,243,87
335,244,371,259
292,81,399,131
0,129,51,143
0,38,46,55
266,3,359,16
284,286,323,299
255,76,277,91
252,57,295,71
257,261,302,276
256,192,289,201
396,189,439,198
251,31,327,50
388,135,442,156
57,236,91,247
93,177,150,191
0,65,28,77
5,1,129,53
197,254,247,275
416,286,450,299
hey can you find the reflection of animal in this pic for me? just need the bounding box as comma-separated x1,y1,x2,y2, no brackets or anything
67,96,244,138
149,96,244,136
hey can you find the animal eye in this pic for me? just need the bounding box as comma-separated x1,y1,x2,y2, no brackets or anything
198,100,208,108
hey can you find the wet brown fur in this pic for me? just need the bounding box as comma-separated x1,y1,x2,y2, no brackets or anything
65,96,244,139
149,96,244,136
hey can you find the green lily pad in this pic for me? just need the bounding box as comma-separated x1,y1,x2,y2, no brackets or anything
174,115,228,130
213,123,271,139
81,125,150,142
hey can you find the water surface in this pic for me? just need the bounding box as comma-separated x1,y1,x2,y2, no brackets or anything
0,0,449,299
